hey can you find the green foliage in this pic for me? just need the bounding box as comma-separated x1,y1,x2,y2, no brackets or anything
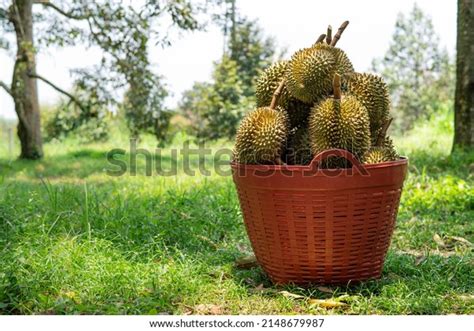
372,4,455,131
122,70,172,145
0,111,472,314
228,18,277,97
43,102,109,144
0,0,215,145
179,56,254,140
179,15,278,141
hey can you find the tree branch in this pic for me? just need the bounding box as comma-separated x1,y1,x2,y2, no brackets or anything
33,0,88,20
0,80,12,96
29,72,87,112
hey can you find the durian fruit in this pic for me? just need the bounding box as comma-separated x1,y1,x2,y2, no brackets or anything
362,138,399,164
256,61,291,108
285,126,313,165
256,62,312,128
234,81,290,165
309,74,371,163
286,47,336,103
346,72,390,136
312,43,354,80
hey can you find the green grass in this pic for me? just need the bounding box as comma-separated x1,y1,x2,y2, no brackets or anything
0,113,473,315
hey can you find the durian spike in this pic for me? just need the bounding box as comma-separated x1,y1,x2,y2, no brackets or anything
376,117,393,146
315,33,326,44
326,25,332,44
270,79,286,109
330,20,349,46
333,74,342,100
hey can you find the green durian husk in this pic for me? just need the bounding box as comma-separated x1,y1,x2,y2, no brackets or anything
234,107,289,164
362,137,399,164
286,47,336,103
312,43,354,80
346,72,390,138
256,61,312,127
309,95,371,168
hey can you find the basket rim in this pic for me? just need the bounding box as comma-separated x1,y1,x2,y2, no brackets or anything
230,156,408,172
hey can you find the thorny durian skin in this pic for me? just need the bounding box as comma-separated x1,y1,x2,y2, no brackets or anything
234,107,289,164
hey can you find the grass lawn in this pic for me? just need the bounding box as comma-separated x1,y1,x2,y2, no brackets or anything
0,113,473,315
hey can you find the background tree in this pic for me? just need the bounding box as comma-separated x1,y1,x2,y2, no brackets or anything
179,1,278,141
179,56,252,140
453,0,474,150
372,3,455,131
0,0,211,159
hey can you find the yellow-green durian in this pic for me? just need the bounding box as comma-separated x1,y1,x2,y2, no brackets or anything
312,43,354,79
363,137,399,164
347,72,390,136
309,95,370,160
256,61,292,108
234,107,289,164
286,47,336,103
256,62,312,127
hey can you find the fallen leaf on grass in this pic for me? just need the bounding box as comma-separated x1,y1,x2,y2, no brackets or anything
250,283,277,295
415,255,426,266
308,299,347,309
254,283,265,291
398,249,458,258
446,236,473,247
235,255,258,269
458,295,474,302
279,290,305,299
191,304,224,315
317,286,333,294
433,234,446,248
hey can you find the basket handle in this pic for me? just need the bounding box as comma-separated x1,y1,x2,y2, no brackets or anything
307,148,362,170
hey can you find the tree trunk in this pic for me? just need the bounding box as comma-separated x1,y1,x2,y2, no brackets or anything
10,0,43,159
453,0,474,151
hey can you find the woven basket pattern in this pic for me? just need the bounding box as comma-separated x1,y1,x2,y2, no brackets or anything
232,149,408,284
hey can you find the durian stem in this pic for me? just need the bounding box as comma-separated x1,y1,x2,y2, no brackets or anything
326,25,332,44
330,20,349,46
376,117,393,146
333,74,342,100
315,33,326,44
270,79,286,109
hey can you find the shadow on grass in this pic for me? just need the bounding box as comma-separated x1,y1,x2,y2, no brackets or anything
229,251,474,314
406,148,474,179
0,146,472,314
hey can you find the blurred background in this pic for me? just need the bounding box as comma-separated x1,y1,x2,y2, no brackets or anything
0,0,461,156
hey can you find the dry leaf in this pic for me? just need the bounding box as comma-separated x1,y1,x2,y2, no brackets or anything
254,283,265,291
458,295,474,302
193,304,224,315
447,236,473,247
433,234,446,247
235,255,258,269
279,290,305,299
415,255,426,266
317,286,333,294
308,299,347,308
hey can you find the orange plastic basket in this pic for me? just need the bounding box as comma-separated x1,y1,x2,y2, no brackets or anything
231,149,408,285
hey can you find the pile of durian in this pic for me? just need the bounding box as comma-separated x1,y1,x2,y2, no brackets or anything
233,21,399,167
